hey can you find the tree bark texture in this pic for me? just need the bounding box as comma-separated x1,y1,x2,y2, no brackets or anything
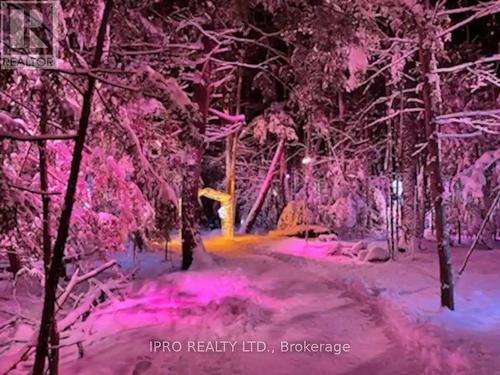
418,26,455,310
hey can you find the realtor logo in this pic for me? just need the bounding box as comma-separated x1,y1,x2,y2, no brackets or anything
0,1,57,69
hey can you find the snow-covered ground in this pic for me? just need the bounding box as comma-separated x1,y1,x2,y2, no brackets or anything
268,237,500,374
2,235,499,374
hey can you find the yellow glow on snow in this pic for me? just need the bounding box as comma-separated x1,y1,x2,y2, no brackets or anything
148,234,273,254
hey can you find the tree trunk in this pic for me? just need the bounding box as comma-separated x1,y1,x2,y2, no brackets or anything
399,92,419,255
225,69,242,237
1,171,21,275
33,2,113,373
180,141,204,270
241,139,285,234
38,75,51,274
278,145,287,216
38,74,60,375
7,247,21,275
416,166,426,239
225,133,236,239
418,26,455,310
385,80,396,259
48,322,59,375
181,40,211,270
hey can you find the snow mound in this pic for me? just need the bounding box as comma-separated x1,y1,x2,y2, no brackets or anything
71,266,274,344
361,243,390,262
277,200,312,230
331,240,388,262
347,240,367,257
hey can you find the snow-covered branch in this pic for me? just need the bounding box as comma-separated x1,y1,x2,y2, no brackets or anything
435,54,500,74
208,108,245,123
57,260,117,310
436,110,500,134
437,110,500,120
205,122,244,143
439,1,500,37
437,131,482,139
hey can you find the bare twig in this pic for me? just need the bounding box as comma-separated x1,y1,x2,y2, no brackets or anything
7,183,61,196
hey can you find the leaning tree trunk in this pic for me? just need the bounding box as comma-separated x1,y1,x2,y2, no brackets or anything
33,2,113,373
480,165,496,249
180,42,211,270
278,145,287,217
241,138,285,234
418,26,455,310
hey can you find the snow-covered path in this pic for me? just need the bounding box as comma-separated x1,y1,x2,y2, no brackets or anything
60,239,426,375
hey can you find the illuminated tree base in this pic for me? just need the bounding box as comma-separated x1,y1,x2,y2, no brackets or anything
199,188,234,239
